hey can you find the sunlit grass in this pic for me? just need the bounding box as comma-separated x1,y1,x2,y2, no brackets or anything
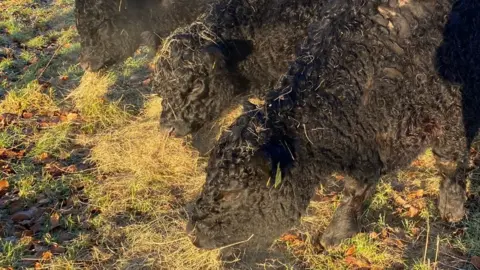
0,81,58,115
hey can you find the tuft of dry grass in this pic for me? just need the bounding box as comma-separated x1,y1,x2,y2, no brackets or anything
68,71,129,130
0,82,58,114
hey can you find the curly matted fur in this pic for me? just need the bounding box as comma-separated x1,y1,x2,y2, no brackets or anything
186,0,480,251
156,0,326,148
75,0,211,71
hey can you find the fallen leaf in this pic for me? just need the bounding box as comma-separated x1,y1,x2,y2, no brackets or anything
34,262,42,270
345,256,371,268
63,43,71,48
0,148,25,159
407,189,424,200
11,208,37,222
471,256,480,269
383,238,405,248
59,75,68,81
0,179,9,194
22,112,33,119
56,231,75,242
50,213,60,230
41,251,53,261
45,163,76,176
407,206,420,218
345,245,356,256
50,244,66,254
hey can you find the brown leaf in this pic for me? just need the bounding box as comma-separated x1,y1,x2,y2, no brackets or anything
45,162,76,176
50,244,66,254
57,231,75,242
383,238,405,248
0,179,9,193
471,256,480,269
50,213,60,230
22,112,33,119
11,208,37,222
0,149,25,159
41,251,53,261
407,206,420,218
345,256,371,269
59,75,69,81
34,262,42,270
407,189,424,200
345,245,356,256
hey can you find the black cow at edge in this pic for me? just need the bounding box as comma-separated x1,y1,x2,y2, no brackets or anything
75,0,211,71
186,0,480,252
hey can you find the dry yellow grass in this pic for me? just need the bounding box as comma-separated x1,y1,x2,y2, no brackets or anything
67,71,129,129
0,82,58,114
86,96,222,269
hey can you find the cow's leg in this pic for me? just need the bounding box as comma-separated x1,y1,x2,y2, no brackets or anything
321,173,379,247
433,147,469,223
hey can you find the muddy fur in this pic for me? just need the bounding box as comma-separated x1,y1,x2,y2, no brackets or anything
186,0,480,252
75,0,211,71
156,0,326,148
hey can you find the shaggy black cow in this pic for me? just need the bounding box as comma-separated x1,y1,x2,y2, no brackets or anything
157,0,325,149
186,0,480,250
75,0,210,71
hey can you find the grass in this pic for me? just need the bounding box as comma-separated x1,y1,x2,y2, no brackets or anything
0,1,479,269
28,122,72,158
68,72,129,131
0,81,58,114
0,58,14,72
0,238,30,267
25,36,49,48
